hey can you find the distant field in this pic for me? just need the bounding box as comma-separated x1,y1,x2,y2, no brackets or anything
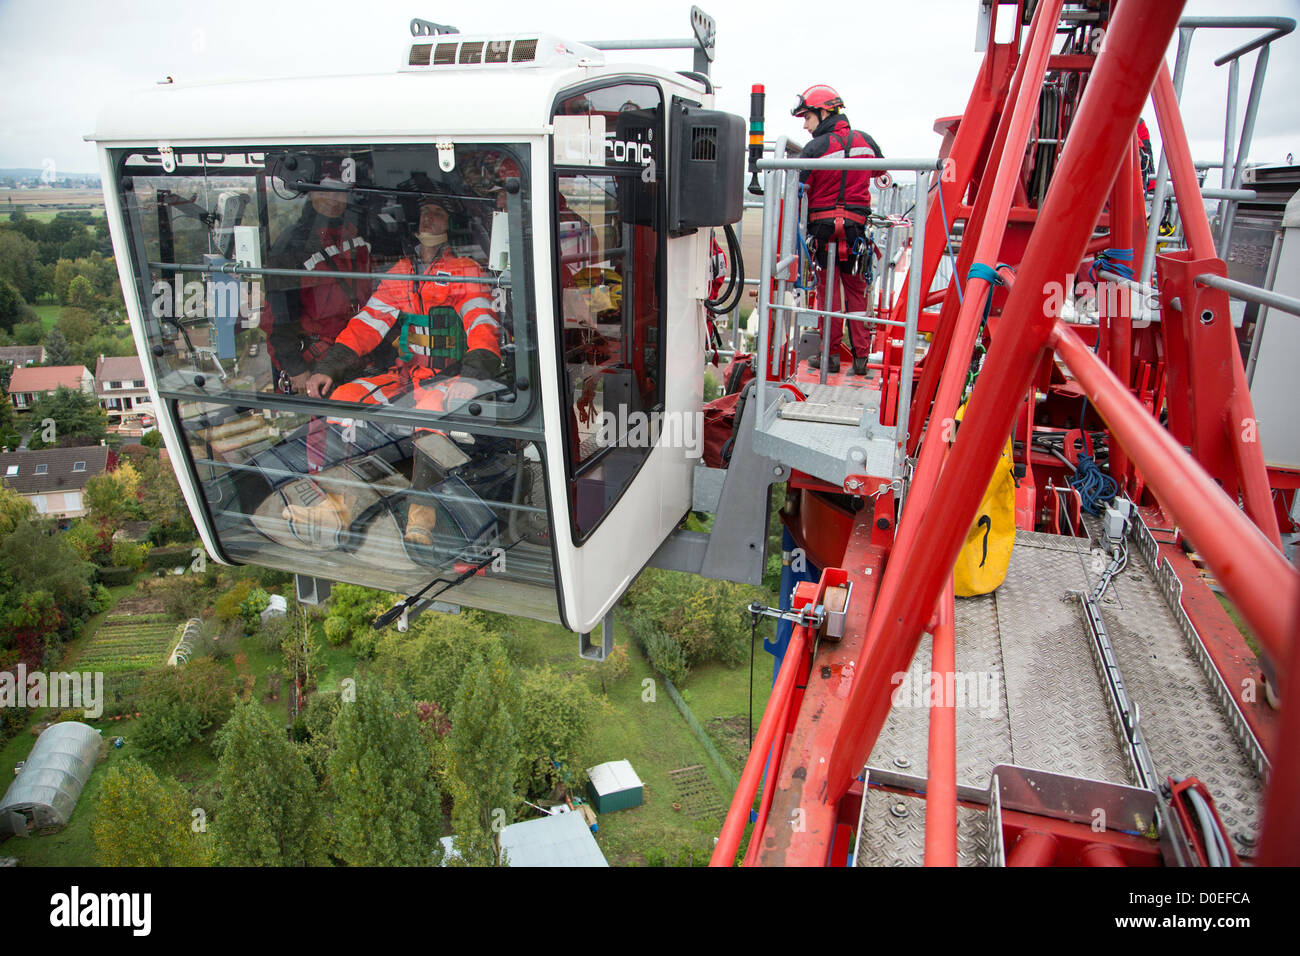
2,187,103,205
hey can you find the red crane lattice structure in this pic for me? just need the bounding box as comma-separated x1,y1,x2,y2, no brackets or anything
715,0,1299,867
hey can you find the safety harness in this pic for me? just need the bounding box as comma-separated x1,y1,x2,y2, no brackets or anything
808,127,875,248
397,306,467,368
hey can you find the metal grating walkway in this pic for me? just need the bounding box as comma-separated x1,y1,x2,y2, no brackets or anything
856,528,1264,865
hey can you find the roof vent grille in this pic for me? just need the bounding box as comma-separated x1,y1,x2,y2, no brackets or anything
433,42,458,65
408,43,432,66
511,38,538,63
458,41,484,64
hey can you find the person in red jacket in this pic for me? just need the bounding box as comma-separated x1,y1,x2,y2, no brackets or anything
794,85,879,376
289,190,503,548
264,159,380,394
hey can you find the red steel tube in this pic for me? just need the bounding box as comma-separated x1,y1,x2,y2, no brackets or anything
1007,829,1060,867
906,0,1063,451
1151,64,1217,260
895,0,1065,615
742,672,796,866
1051,321,1297,662
712,626,810,866
827,0,1189,803
924,579,958,867
1080,843,1128,866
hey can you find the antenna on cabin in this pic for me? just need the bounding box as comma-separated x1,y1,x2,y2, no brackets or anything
410,18,459,37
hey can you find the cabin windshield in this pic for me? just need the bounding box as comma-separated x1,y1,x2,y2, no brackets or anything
112,143,561,620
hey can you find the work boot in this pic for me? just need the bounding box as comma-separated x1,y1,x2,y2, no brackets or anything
282,485,360,549
853,357,868,377
808,354,840,373
404,501,440,546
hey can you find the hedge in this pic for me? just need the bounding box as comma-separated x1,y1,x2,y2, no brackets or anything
146,545,196,572
96,565,137,587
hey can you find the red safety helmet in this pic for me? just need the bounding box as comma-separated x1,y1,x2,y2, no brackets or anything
792,84,844,117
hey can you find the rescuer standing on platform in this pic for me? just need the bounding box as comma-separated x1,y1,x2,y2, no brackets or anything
793,85,880,376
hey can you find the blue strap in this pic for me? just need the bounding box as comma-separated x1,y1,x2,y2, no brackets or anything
1090,247,1134,283
967,262,1004,287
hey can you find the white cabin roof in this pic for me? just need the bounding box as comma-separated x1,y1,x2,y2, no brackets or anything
90,57,704,145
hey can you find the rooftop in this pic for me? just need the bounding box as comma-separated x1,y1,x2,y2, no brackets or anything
7,365,91,396
0,445,110,496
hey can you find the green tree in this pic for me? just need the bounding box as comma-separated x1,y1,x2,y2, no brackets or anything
27,385,106,448
66,276,97,312
372,612,507,712
592,641,630,695
0,484,35,538
133,658,234,756
10,319,42,346
515,665,597,797
43,327,73,366
0,519,93,610
212,700,327,866
93,758,212,866
448,645,521,866
328,680,444,866
0,230,40,302
57,304,96,342
84,459,142,526
0,277,35,333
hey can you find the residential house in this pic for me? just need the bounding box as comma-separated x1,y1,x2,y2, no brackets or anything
94,354,152,417
6,365,95,411
0,346,46,368
0,445,114,519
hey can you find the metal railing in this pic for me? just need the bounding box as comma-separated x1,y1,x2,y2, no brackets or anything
1140,16,1296,285
751,148,940,480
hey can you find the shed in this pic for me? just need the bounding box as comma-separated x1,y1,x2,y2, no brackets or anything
0,722,102,838
499,809,608,867
585,759,644,814
260,594,288,622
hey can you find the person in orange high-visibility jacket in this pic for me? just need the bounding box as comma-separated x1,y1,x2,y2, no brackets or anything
290,193,503,549
304,194,502,411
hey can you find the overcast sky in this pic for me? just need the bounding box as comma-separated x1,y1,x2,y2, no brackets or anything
1,0,1298,177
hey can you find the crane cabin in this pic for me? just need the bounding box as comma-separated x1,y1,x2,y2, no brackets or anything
92,16,747,636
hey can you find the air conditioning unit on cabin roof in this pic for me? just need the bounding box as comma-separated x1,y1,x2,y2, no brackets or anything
401,33,605,72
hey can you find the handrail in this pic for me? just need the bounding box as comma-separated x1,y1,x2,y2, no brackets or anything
711,623,810,865
1175,16,1296,66
1050,321,1296,661
758,157,942,172
1196,272,1300,319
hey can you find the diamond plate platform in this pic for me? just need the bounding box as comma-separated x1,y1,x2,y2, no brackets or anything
853,788,990,867
867,530,1134,789
1098,560,1265,852
777,384,874,426
856,525,1265,865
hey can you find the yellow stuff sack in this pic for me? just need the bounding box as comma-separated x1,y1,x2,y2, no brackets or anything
952,405,1016,597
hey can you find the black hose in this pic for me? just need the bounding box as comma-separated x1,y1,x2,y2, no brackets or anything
704,223,745,315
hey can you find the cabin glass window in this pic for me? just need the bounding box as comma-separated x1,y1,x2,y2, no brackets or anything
173,400,559,618
552,83,664,540
111,143,535,429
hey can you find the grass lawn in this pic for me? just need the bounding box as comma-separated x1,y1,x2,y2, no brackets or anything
498,615,773,865
0,739,127,866
33,303,60,331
